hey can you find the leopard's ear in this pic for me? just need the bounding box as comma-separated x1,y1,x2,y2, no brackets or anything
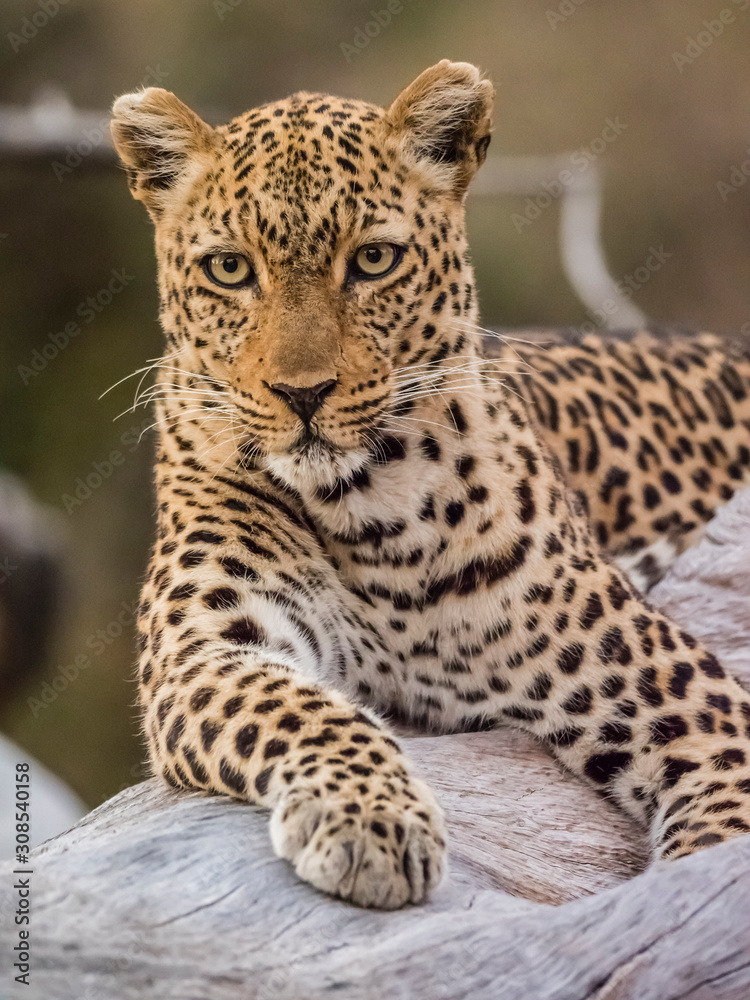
111,88,214,215
385,61,494,196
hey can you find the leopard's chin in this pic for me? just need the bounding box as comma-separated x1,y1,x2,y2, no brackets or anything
263,438,370,495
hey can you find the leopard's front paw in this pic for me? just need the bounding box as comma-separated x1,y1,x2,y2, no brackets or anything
270,775,446,909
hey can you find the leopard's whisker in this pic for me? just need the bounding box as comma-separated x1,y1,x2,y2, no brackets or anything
138,406,239,442
98,350,185,400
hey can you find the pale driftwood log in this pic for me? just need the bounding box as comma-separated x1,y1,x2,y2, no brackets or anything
649,484,750,678
1,772,749,1000
2,488,750,1000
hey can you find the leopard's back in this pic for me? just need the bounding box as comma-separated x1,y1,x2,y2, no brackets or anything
485,328,750,587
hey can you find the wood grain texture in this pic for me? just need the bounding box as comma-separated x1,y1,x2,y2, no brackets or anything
2,486,749,1000
649,484,750,678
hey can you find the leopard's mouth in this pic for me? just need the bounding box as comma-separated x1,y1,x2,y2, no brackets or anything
290,428,342,457
236,435,263,467
235,422,376,494
259,434,371,495
238,427,343,461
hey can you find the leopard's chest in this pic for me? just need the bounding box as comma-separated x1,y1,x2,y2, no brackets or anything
280,409,567,727
323,525,547,731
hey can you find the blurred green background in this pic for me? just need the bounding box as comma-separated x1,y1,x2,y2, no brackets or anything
1,0,749,808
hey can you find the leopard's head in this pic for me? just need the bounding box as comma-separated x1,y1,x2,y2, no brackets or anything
112,61,493,489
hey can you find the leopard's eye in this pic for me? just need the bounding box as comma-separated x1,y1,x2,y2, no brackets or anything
203,252,254,288
351,242,402,279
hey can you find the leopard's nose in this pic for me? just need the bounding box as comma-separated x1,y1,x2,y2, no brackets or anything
265,379,337,424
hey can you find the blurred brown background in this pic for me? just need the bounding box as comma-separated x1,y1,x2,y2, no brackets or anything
1,0,748,808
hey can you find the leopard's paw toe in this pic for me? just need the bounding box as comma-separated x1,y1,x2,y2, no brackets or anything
270,776,446,909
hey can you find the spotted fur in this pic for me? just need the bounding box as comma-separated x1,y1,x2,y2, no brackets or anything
486,328,750,590
111,61,750,909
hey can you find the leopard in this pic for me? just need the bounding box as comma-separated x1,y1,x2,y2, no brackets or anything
110,60,750,910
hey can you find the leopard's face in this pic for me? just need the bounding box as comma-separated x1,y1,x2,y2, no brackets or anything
112,65,493,490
